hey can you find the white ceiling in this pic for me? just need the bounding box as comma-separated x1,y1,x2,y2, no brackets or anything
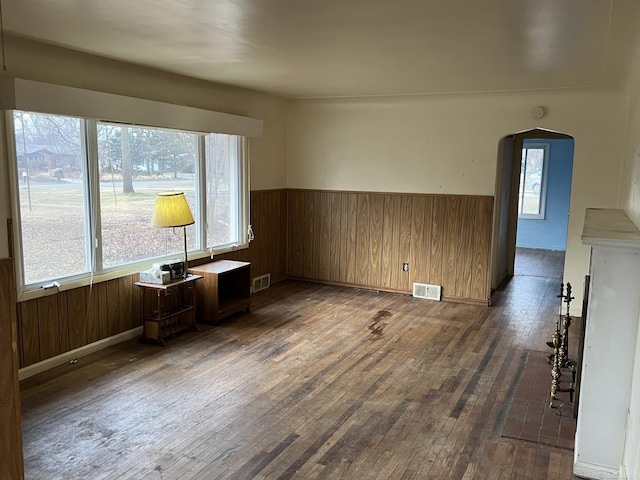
4,0,640,98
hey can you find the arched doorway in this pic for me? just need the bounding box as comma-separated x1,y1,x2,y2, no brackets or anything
491,129,575,290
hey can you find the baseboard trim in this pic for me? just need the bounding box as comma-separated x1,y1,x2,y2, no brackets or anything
619,464,627,480
573,459,619,479
18,327,143,381
285,276,490,306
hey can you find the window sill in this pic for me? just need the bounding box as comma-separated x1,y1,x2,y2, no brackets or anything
16,244,249,303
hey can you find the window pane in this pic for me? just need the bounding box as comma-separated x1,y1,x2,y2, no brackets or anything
14,112,88,284
519,147,544,216
97,123,197,268
205,134,242,247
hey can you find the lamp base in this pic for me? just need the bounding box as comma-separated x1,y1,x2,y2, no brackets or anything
183,225,189,279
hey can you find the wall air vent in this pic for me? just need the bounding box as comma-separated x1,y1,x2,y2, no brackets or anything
252,273,271,293
412,282,442,301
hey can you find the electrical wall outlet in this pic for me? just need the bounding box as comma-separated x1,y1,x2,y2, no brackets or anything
403,263,409,272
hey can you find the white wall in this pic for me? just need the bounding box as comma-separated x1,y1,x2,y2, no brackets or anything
619,45,640,480
0,36,288,261
287,89,628,305
624,329,640,480
622,56,640,225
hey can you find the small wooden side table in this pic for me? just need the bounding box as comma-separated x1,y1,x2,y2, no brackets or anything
188,260,251,324
135,274,202,346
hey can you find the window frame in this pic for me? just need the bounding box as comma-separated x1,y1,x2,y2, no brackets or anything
6,110,251,302
518,142,549,220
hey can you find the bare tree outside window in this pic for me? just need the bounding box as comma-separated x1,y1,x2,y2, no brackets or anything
13,112,88,283
12,111,247,288
97,123,197,268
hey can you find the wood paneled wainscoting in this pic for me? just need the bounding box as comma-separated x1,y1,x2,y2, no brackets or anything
287,190,493,305
16,189,289,369
15,189,491,368
0,258,24,479
17,273,143,368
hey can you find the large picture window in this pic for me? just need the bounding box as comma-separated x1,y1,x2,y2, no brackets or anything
14,112,89,284
11,110,248,293
95,122,199,269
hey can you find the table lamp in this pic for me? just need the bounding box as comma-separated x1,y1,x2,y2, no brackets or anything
151,192,194,279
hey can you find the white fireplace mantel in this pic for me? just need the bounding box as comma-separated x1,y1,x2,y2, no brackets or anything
576,208,640,480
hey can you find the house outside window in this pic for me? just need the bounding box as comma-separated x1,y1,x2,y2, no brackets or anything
10,110,248,292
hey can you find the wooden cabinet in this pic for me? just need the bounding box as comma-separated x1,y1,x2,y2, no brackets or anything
188,260,251,324
135,274,202,346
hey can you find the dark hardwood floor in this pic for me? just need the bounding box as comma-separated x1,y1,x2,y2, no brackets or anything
515,247,565,279
20,248,578,479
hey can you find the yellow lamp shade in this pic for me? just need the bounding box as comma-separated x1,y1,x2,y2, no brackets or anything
151,192,194,228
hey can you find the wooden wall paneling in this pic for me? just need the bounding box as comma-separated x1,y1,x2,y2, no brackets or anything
271,191,282,281
252,191,263,277
286,190,302,278
248,192,258,277
430,197,445,289
19,300,39,367
277,190,288,282
118,276,135,332
456,196,474,299
96,282,109,340
329,192,342,283
262,191,272,278
355,194,370,286
285,190,293,277
0,259,24,480
380,195,395,290
37,294,60,361
311,192,319,280
239,250,250,263
106,279,120,336
16,307,23,367
253,191,268,278
341,193,358,285
265,190,273,277
388,195,402,290
410,195,427,285
86,283,101,344
318,192,332,281
67,286,87,350
289,190,298,277
258,192,277,277
453,197,468,298
459,197,476,300
368,194,384,288
423,197,434,285
338,192,348,283
130,275,142,328
56,292,69,353
472,197,493,302
257,191,269,279
398,195,413,292
311,192,321,280
303,191,315,279
443,196,461,298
